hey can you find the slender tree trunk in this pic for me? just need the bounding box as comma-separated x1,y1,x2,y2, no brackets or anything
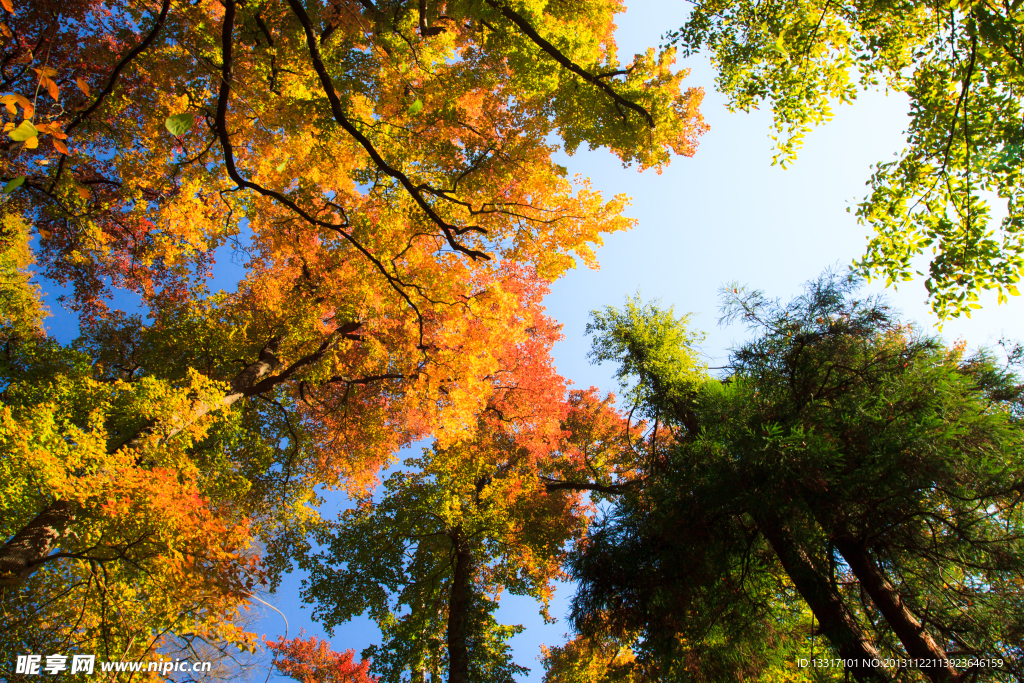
447,528,473,683
832,534,959,683
410,599,426,683
757,513,892,683
0,337,286,587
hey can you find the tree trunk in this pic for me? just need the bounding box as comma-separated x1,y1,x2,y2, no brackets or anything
757,513,892,683
833,534,959,683
0,499,76,584
447,529,473,683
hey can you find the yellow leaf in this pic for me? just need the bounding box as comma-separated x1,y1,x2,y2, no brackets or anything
0,93,33,119
36,122,67,139
23,134,37,149
9,120,37,141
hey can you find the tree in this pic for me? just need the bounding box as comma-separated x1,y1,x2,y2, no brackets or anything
541,628,648,683
569,274,1024,682
0,0,706,666
0,212,261,666
300,313,636,683
268,633,376,683
670,0,1024,318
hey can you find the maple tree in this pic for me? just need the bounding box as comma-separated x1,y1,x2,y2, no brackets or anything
0,214,262,665
671,0,1024,319
301,301,638,683
268,633,376,683
0,0,706,673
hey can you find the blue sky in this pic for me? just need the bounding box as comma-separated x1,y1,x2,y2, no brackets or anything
41,0,1024,678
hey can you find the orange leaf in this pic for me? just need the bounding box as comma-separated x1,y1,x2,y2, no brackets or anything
0,0,11,13
42,77,59,101
53,139,68,154
0,93,33,119
76,77,91,97
36,122,67,139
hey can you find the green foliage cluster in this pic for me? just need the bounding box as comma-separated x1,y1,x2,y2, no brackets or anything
672,0,1024,318
586,296,707,423
302,434,591,683
570,273,1024,682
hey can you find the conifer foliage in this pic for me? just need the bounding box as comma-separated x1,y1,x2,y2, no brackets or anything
570,275,1024,682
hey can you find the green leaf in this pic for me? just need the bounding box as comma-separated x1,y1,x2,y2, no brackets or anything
771,31,789,59
3,175,25,194
407,99,424,115
9,120,38,142
165,112,195,136
276,161,287,172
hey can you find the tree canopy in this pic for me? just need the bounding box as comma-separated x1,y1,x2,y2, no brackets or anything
569,274,1024,682
0,0,705,675
4,0,1021,680
670,0,1024,319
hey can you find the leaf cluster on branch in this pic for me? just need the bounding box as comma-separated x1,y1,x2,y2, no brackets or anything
670,0,1024,319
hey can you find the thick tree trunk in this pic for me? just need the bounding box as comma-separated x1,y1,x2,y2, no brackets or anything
0,500,76,584
447,529,473,683
833,534,959,683
0,337,287,587
757,513,891,683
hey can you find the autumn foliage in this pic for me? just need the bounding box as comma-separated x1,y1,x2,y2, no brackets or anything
0,0,703,676
269,634,376,683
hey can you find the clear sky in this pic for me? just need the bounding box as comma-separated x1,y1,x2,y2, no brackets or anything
40,0,1024,678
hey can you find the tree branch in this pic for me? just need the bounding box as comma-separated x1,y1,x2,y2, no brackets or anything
284,0,491,261
66,0,172,136
481,0,654,128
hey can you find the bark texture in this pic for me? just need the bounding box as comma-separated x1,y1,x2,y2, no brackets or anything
758,513,892,683
0,500,76,584
833,534,959,683
447,528,473,683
